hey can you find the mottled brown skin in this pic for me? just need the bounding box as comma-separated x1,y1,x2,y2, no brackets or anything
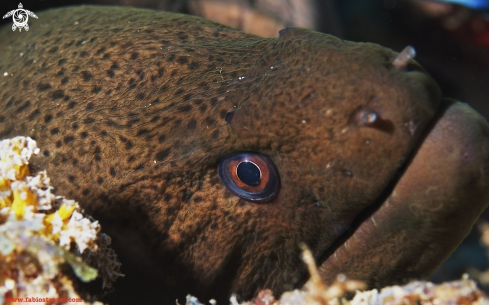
320,98,489,287
0,5,487,304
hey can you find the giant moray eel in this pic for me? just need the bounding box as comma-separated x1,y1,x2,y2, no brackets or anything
0,5,488,304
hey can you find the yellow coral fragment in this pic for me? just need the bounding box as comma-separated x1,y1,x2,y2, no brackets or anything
0,178,12,209
0,177,10,189
44,204,77,243
45,204,76,224
11,138,23,155
58,204,76,221
14,164,29,179
11,185,36,219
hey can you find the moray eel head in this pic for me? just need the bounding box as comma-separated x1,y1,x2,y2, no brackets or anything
0,7,488,303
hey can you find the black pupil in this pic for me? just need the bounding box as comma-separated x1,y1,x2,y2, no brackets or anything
236,162,261,186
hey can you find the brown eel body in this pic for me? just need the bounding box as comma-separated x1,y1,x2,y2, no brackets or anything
0,5,488,304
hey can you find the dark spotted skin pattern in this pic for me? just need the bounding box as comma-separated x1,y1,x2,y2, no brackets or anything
1,6,488,304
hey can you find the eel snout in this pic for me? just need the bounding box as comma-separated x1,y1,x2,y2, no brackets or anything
318,98,489,288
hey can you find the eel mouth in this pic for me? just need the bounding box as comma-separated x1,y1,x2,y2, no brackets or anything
312,98,489,289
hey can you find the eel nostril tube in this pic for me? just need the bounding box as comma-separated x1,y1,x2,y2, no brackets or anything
392,46,416,70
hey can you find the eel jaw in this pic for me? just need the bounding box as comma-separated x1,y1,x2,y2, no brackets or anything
317,99,489,288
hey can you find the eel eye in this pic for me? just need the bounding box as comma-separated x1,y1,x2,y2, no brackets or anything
218,153,280,202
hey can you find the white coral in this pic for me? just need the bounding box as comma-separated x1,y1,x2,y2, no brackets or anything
60,210,101,253
0,136,121,304
25,170,55,210
0,136,39,180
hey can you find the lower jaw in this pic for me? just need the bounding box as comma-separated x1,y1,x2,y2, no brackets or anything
314,99,489,288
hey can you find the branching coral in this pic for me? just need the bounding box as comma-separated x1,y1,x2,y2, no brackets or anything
0,136,122,304
186,246,489,305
